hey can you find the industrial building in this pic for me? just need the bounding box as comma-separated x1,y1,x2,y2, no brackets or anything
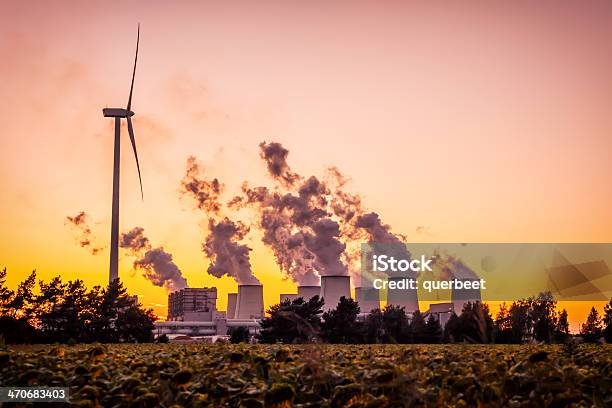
423,302,455,328
355,287,380,314
235,284,265,319
167,287,218,321
155,286,261,341
298,285,321,300
155,272,480,342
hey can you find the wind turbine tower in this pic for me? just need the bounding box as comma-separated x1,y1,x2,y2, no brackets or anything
103,25,144,283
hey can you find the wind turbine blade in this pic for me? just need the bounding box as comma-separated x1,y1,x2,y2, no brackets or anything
126,116,144,200
127,24,140,111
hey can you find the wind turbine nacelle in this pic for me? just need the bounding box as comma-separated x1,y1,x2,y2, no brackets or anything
103,108,135,118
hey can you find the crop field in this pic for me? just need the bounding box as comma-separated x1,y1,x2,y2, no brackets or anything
1,343,611,407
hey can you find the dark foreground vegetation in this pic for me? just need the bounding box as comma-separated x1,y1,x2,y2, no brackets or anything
2,267,612,346
1,343,610,407
0,268,155,344
256,294,612,345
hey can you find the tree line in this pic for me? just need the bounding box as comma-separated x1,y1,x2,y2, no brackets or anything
253,293,612,344
3,267,611,345
0,268,156,344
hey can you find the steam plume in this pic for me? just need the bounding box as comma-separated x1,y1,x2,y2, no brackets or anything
120,227,188,291
259,141,300,186
180,157,260,285
230,142,354,282
181,156,224,214
203,218,260,284
303,219,348,276
65,211,103,255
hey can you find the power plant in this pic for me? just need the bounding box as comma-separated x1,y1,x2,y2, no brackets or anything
386,276,419,312
235,284,265,319
355,287,380,314
155,286,261,340
167,288,217,321
320,275,351,311
155,266,481,341
226,293,237,319
298,285,321,300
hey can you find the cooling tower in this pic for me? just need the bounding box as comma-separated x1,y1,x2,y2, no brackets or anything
355,287,380,314
320,275,351,311
297,285,321,301
447,262,481,315
227,293,237,319
235,284,264,319
280,293,298,303
387,277,419,312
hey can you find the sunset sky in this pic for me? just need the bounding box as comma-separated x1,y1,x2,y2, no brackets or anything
1,1,611,331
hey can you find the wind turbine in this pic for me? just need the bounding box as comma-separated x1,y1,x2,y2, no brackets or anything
103,25,144,283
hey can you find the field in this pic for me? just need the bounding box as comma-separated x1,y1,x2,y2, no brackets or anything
1,343,611,407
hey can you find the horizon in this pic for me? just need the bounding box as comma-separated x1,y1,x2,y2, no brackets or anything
1,1,611,333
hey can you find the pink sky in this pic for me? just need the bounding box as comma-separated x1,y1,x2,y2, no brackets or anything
1,1,611,328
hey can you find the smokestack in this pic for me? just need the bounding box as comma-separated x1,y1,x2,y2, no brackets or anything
355,287,380,314
227,293,237,319
386,277,419,313
235,284,264,319
320,275,351,311
297,285,321,301
280,293,297,303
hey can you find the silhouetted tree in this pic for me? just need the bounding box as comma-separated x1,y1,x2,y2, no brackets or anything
0,270,38,343
424,314,443,344
0,267,14,311
321,296,362,344
36,276,68,342
494,302,513,343
507,299,531,343
532,292,557,343
258,295,324,343
443,312,461,343
408,310,427,343
457,301,494,343
89,279,154,343
0,271,155,344
580,306,602,343
363,309,384,343
6,270,37,320
603,299,612,343
363,305,410,343
554,309,570,343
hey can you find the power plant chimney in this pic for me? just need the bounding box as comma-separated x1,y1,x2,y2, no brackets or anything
355,287,380,314
297,285,321,301
320,275,351,311
227,293,237,319
235,284,264,319
386,276,419,312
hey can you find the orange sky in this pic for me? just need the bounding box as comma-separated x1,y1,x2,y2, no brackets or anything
1,1,611,332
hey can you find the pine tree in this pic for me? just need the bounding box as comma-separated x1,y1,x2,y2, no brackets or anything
408,310,427,343
580,306,602,343
258,296,324,343
532,292,557,343
321,297,361,344
0,268,15,314
602,299,612,343
425,314,443,343
443,312,461,343
554,309,570,343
